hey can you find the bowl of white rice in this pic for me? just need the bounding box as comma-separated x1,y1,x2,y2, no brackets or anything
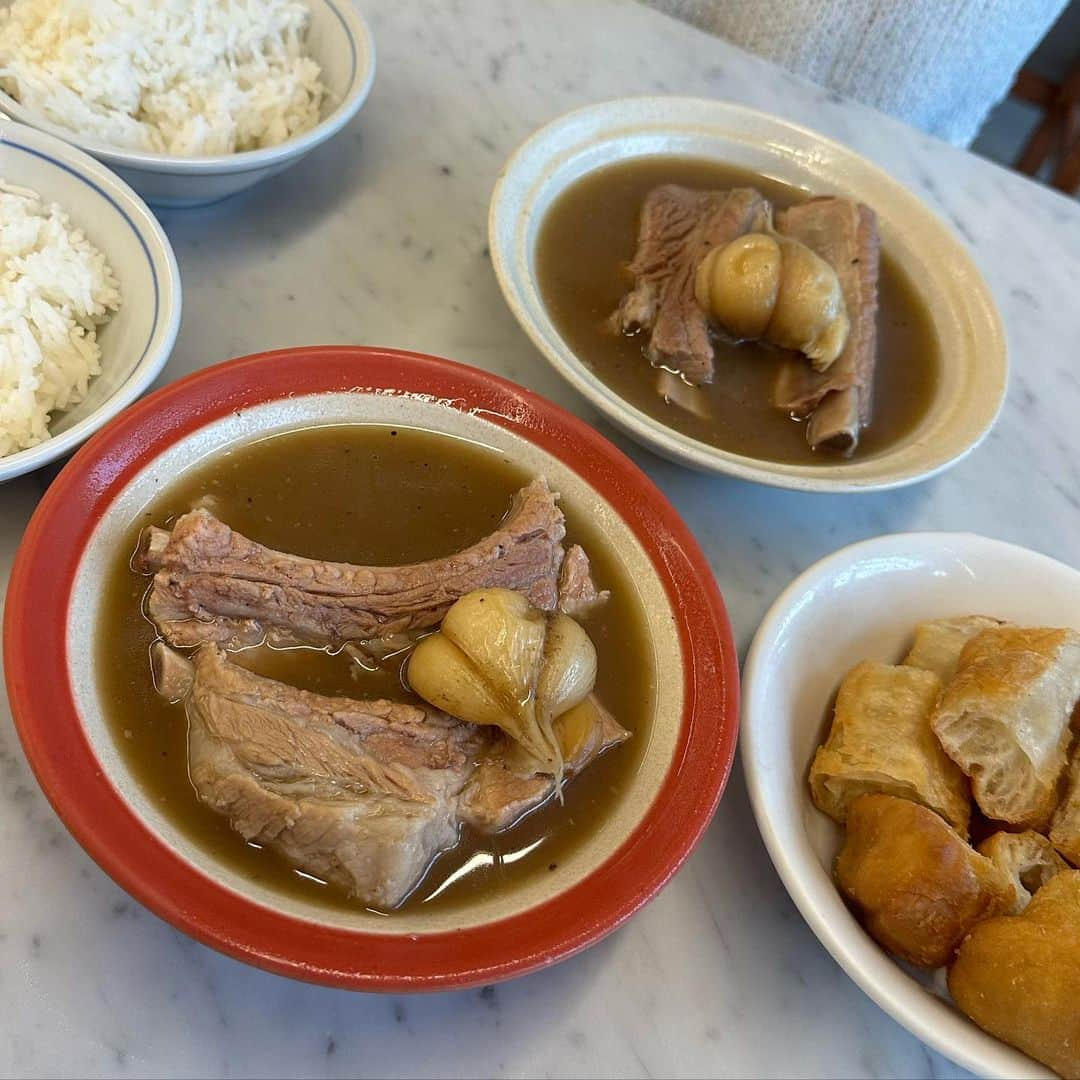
0,119,180,483
0,0,376,208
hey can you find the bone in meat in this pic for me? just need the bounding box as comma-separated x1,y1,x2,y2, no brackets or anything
772,197,880,454
139,478,571,651
161,644,487,909
612,185,769,385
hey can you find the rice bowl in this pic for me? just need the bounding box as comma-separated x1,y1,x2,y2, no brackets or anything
0,120,180,484
0,0,376,208
0,180,121,458
0,0,328,157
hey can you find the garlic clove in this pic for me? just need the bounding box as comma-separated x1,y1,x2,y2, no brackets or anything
695,233,782,340
534,612,597,779
694,227,850,371
537,612,597,725
410,633,557,765
442,588,546,713
407,589,601,780
767,237,848,370
409,588,560,768
806,309,850,372
502,697,605,776
408,632,509,731
554,698,604,770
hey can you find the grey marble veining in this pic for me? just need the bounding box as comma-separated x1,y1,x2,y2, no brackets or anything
2,0,1078,1076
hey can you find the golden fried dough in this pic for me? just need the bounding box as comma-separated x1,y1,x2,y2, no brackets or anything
1050,749,1080,866
835,794,1012,968
949,871,1080,1079
903,615,1004,684
977,830,1069,913
932,627,1080,828
810,661,969,833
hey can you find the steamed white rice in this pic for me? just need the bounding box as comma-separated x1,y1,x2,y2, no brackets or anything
0,181,120,459
0,0,327,156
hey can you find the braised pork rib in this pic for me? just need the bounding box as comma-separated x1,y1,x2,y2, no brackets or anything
140,478,577,651
156,645,628,907
611,184,769,385
772,197,881,453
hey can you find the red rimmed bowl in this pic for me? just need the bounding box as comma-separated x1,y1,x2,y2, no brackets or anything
3,345,738,990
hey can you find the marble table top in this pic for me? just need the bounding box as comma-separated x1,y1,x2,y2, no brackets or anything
2,1,1078,1077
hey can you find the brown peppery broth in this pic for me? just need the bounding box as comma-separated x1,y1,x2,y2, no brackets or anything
97,424,655,914
535,156,940,463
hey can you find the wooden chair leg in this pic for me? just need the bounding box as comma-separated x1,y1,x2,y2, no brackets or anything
1051,68,1080,193
1017,106,1064,175
1012,68,1057,107
1052,134,1080,193
1009,59,1080,190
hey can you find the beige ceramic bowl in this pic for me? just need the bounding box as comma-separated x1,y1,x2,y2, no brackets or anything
489,97,1008,493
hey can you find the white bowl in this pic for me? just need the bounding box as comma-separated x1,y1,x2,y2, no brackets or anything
0,0,376,208
489,97,1008,493
0,120,181,484
741,532,1079,1078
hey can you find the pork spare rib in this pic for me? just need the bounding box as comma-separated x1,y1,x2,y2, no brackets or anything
155,643,486,909
139,478,589,652
155,645,629,906
772,197,880,454
611,184,769,385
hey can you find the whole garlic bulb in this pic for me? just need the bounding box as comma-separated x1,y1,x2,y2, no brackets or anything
694,233,781,341
695,230,849,371
407,588,598,778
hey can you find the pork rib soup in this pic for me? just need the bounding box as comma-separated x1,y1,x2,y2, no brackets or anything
536,157,940,462
97,424,655,914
